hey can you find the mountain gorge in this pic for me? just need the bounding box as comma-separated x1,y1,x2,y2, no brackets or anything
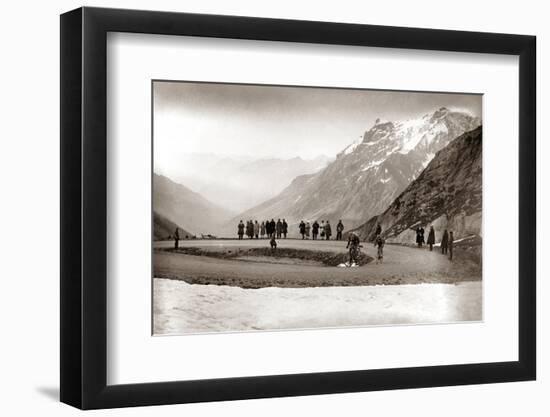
231,108,481,232
351,126,482,243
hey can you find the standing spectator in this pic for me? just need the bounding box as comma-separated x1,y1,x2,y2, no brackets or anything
336,220,344,240
305,221,311,239
325,220,332,240
260,221,266,239
282,219,288,239
276,219,283,239
174,227,180,249
270,219,276,238
374,234,385,264
247,220,254,239
416,227,423,247
441,229,449,254
237,220,245,240
449,231,454,260
254,220,260,239
299,221,306,239
312,220,319,240
320,220,325,239
427,225,435,251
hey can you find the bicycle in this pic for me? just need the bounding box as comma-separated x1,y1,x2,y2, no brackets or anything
348,243,363,266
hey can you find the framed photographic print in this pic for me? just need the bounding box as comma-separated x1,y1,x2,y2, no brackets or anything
60,7,536,409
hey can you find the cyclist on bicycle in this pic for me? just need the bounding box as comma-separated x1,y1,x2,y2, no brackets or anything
346,231,362,266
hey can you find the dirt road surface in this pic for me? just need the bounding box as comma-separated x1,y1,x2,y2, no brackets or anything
154,238,480,288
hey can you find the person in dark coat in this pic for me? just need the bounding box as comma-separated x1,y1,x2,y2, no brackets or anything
174,227,180,249
247,220,254,239
237,220,245,240
312,221,319,240
270,219,276,238
324,221,332,240
416,227,424,247
449,231,454,260
441,229,449,254
427,225,436,251
282,219,288,239
336,220,344,240
375,223,382,236
276,219,283,238
299,221,306,239
374,234,385,264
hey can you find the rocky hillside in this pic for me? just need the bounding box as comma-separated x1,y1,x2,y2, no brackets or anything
351,126,482,243
153,211,193,241
231,108,480,233
153,173,234,236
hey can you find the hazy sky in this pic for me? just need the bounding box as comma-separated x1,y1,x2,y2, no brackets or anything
153,81,482,164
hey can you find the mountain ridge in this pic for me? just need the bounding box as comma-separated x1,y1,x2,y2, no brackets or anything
227,107,481,234
153,173,234,236
351,125,482,243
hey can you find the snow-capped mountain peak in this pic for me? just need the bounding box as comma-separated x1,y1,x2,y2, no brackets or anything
358,108,480,158
231,107,481,233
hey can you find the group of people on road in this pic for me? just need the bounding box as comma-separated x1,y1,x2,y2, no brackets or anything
296,219,345,241
237,219,348,241
237,219,289,240
416,225,454,260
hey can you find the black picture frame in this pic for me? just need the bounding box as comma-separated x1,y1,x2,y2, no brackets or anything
60,6,536,410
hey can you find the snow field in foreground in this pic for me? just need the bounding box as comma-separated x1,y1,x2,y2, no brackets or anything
153,278,482,335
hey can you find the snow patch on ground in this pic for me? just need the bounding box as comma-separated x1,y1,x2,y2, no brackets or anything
423,152,436,168
153,279,482,335
361,159,384,171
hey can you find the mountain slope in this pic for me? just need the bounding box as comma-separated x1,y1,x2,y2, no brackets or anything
153,211,193,241
351,126,482,243
153,173,234,236
231,108,481,231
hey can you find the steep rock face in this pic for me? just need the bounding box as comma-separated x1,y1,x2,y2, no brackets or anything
351,126,482,243
153,173,234,236
231,108,480,233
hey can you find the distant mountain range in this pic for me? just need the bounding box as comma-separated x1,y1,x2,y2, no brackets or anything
230,107,481,233
157,154,331,213
153,173,234,236
351,126,482,243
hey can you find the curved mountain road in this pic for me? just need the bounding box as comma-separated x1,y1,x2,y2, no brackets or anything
154,238,480,288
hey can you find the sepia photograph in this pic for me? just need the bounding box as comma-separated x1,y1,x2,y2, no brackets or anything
152,80,483,335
